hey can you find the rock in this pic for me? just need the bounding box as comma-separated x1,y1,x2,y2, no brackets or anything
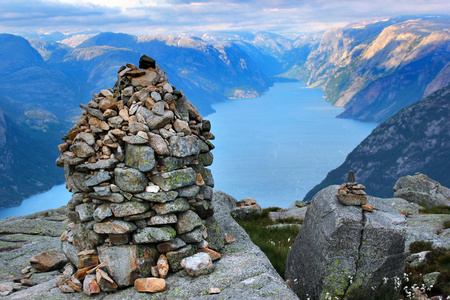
369,197,423,215
156,238,187,253
70,142,95,158
76,158,118,171
93,204,113,222
152,198,190,215
208,287,221,294
59,284,75,293
169,136,200,157
0,192,299,299
157,255,169,279
163,83,173,93
139,55,156,69
83,170,111,187
96,268,118,292
147,132,170,155
131,70,159,87
204,216,225,251
231,204,262,220
151,168,197,191
173,119,191,135
114,167,148,193
148,214,177,225
110,201,150,217
137,106,174,129
134,278,165,293
166,245,197,272
158,156,195,172
198,152,213,166
180,252,214,277
129,121,149,134
122,134,148,144
176,210,203,234
393,173,450,207
177,185,200,198
224,233,236,244
74,132,95,146
404,214,450,249
198,248,221,261
179,226,205,243
285,185,405,300
98,244,158,287
288,200,309,210
93,220,137,234
29,249,68,272
77,253,99,269
132,226,177,244
83,274,100,296
269,207,307,222
406,250,430,268
361,203,374,211
422,271,440,288
75,203,94,222
134,191,178,203
125,144,155,172
61,241,79,267
152,101,165,115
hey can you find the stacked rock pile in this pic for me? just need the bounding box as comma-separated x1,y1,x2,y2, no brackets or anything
335,170,368,204
55,55,219,294
230,197,262,220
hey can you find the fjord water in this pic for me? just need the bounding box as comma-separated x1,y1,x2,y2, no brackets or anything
0,82,377,219
207,82,377,208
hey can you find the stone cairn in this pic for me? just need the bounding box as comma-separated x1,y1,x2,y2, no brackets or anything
335,170,373,211
56,55,219,294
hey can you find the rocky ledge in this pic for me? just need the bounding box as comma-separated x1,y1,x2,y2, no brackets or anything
0,191,298,299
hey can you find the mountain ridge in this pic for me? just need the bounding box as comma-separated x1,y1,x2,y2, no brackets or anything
303,84,450,201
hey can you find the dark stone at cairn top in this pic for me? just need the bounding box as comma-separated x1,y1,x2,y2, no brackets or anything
139,55,156,69
347,170,356,183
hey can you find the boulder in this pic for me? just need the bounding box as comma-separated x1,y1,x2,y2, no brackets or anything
405,214,450,249
29,249,68,272
151,168,197,191
0,191,299,299
114,167,148,193
134,278,165,293
98,245,158,287
230,198,262,220
269,206,307,222
285,185,405,300
124,144,155,172
393,173,450,207
180,252,214,277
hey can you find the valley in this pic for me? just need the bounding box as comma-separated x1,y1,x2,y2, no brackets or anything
0,15,448,209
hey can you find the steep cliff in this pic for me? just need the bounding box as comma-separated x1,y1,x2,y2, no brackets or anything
304,85,450,201
288,17,450,122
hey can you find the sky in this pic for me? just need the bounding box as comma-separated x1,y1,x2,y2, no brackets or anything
0,0,449,36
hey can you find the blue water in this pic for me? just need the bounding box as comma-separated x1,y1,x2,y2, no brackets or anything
207,82,377,208
0,184,71,219
0,82,377,219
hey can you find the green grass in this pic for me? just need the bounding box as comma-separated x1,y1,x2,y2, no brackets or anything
419,206,450,215
234,207,301,278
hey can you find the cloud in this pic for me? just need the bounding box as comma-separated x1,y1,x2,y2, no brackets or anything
0,0,448,36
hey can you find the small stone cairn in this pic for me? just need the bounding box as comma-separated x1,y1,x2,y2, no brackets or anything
56,55,218,294
335,170,373,211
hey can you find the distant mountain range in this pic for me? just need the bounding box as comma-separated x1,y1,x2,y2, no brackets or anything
0,15,448,208
284,16,450,122
303,85,450,201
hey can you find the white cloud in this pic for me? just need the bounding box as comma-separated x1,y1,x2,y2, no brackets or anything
0,0,448,35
